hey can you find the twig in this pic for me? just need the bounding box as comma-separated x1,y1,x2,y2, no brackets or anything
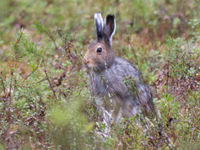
24,65,39,80
8,71,13,100
155,109,175,149
44,69,57,100
37,78,47,84
167,43,171,93
0,75,6,95
5,72,16,150
43,28,58,51
14,30,23,60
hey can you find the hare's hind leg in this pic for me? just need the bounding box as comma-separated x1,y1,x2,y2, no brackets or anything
110,96,137,121
121,96,141,118
111,96,123,123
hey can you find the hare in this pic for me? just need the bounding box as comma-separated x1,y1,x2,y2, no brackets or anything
83,13,155,122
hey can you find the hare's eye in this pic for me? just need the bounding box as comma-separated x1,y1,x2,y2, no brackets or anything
96,47,102,54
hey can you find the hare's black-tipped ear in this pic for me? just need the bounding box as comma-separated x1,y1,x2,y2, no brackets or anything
94,13,104,41
103,14,116,46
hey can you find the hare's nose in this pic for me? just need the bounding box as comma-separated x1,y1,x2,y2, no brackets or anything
83,57,89,65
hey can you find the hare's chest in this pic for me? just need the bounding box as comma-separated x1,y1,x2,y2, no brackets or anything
90,73,108,97
90,70,129,98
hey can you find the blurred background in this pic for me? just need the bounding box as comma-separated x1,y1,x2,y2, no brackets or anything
0,0,200,149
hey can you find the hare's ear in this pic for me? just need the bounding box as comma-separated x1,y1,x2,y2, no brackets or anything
94,13,104,41
103,14,116,46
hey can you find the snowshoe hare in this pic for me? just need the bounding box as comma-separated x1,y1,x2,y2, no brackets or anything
83,13,155,121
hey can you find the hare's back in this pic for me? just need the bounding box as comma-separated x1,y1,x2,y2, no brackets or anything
102,57,142,96
110,57,142,82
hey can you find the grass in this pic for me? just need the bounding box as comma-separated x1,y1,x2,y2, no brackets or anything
0,0,200,149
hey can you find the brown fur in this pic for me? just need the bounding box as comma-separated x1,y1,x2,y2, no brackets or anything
83,41,114,71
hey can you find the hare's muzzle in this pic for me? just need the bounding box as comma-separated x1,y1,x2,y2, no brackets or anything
83,56,95,70
82,56,90,68
83,56,88,65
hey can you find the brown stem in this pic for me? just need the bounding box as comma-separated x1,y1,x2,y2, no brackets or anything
0,75,6,95
14,30,23,60
44,69,57,100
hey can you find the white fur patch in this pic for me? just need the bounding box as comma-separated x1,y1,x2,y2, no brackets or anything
94,13,103,30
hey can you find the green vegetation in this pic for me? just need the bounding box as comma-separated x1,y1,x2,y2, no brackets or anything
0,0,200,149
